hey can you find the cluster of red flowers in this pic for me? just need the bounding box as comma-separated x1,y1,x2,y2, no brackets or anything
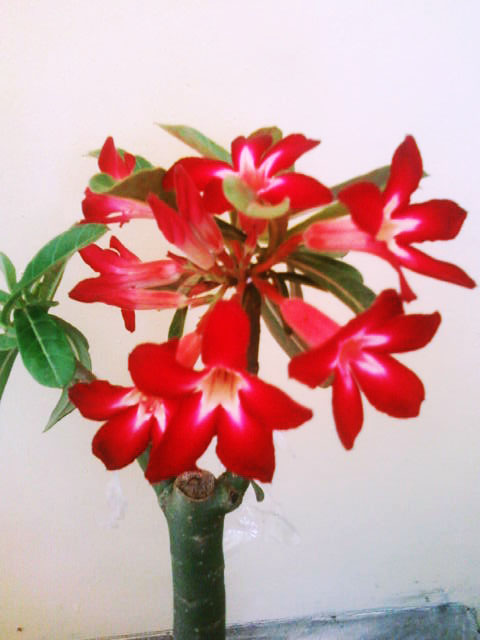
69,130,474,482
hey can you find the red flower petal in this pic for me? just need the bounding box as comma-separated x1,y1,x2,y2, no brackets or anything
240,374,313,431
69,380,134,420
281,298,339,347
174,165,223,253
332,369,363,450
393,244,476,289
263,173,332,210
163,157,229,191
350,352,425,418
92,406,153,470
383,135,422,211
262,134,319,176
69,279,184,310
231,134,272,169
128,342,202,397
201,300,249,371
338,290,403,341
98,137,136,180
145,393,216,481
216,406,276,482
367,312,441,353
82,190,153,224
393,200,467,244
288,339,339,388
338,182,384,235
304,217,374,252
203,180,232,213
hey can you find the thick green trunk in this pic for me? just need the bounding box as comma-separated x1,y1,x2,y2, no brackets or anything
159,470,249,640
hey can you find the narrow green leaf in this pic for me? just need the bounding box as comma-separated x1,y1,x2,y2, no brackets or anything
159,124,232,163
168,307,188,340
0,334,17,350
52,316,92,370
17,224,107,291
0,252,17,290
331,165,391,198
0,290,10,304
43,386,75,432
89,172,116,193
0,348,17,403
289,251,375,313
14,306,76,388
248,126,283,145
261,299,303,358
250,480,265,502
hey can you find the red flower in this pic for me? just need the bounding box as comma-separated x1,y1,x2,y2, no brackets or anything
148,164,224,270
287,290,441,450
69,341,196,471
98,136,136,180
82,189,154,225
82,137,154,224
135,299,313,482
163,132,332,233
69,236,185,331
305,136,475,300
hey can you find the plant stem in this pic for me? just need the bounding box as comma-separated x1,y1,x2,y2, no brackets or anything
160,470,249,640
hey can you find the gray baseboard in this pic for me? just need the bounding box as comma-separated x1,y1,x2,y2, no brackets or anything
93,603,479,639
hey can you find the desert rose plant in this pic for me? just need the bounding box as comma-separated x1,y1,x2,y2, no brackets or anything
0,125,475,639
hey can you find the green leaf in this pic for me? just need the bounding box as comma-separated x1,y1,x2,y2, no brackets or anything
2,224,106,326
0,290,10,304
250,480,265,502
261,298,303,358
0,252,16,290
43,386,75,432
248,126,283,145
89,172,116,193
168,307,188,340
31,261,66,302
107,167,176,208
18,224,107,291
0,348,17,403
0,334,17,350
14,306,76,388
159,124,232,163
52,316,92,370
331,165,391,198
289,250,375,313
134,154,153,171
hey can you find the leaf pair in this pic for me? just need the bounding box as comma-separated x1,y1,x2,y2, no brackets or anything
0,224,106,429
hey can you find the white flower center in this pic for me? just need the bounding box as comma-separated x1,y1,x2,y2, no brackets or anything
126,389,167,432
199,367,247,421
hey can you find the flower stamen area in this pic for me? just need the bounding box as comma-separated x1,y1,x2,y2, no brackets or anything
199,367,247,421
127,390,167,431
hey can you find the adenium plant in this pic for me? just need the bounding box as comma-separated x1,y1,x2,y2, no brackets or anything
0,124,475,640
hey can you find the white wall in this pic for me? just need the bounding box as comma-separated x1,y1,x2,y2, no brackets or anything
1,2,479,638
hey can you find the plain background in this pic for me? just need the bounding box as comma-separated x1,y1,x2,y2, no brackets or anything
0,2,479,638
